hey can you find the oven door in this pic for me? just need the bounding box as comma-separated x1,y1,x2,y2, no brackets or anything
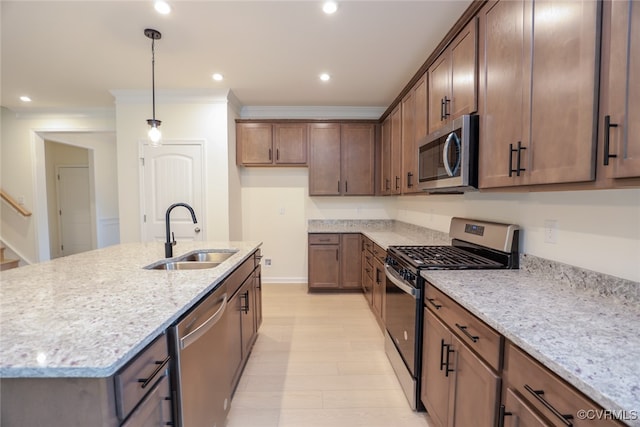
384,265,421,377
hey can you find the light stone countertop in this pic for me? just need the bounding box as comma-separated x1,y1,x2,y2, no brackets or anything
421,269,640,426
0,241,261,378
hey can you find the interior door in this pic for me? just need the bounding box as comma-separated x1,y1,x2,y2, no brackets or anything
56,166,92,257
141,142,204,243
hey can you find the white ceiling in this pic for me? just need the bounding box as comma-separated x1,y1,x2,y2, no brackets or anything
1,0,472,114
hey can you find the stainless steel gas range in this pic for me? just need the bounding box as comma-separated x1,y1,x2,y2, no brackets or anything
384,217,520,410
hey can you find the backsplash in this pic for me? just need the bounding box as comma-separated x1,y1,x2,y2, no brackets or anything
520,254,640,305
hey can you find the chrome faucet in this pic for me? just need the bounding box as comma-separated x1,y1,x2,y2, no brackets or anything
165,203,198,258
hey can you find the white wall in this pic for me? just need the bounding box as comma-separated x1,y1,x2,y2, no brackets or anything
239,167,640,283
0,107,115,262
113,90,233,243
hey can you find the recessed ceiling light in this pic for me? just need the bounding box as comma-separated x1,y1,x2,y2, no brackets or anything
212,73,224,81
154,0,171,15
320,73,331,82
322,1,338,14
20,96,31,102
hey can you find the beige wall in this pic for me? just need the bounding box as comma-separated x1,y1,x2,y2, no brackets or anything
239,168,640,283
113,90,234,243
0,107,115,262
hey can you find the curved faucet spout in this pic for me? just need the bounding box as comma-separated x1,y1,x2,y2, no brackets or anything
165,203,198,258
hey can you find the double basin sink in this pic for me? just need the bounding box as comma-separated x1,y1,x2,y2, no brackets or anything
145,249,238,270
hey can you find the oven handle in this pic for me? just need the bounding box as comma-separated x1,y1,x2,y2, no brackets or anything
385,265,420,299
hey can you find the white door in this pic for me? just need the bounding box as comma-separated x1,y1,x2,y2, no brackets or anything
141,142,204,243
57,166,92,256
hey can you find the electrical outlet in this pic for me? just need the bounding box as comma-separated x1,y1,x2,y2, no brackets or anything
264,258,272,267
279,207,285,215
17,196,25,206
544,220,558,244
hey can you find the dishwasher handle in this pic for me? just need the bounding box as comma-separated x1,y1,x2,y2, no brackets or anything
180,293,228,350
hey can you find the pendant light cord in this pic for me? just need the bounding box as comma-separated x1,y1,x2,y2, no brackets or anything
151,37,156,122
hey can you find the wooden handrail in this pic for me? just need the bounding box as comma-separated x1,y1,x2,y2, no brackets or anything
0,190,32,217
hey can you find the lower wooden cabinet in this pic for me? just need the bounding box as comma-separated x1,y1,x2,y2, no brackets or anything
308,233,361,291
502,343,625,427
421,309,501,427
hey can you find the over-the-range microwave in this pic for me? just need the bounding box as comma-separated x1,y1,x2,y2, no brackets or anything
418,114,479,193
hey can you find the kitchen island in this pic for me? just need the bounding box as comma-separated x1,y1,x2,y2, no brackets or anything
0,240,261,425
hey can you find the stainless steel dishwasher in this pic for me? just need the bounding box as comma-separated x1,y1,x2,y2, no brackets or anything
171,282,230,427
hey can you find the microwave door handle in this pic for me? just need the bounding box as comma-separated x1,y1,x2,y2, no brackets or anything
443,132,462,177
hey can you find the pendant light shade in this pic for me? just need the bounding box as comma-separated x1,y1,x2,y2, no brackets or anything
145,28,162,147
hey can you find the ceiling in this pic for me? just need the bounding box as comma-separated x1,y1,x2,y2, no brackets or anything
1,0,472,115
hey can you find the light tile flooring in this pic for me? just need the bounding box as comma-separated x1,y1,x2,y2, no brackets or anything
226,283,434,427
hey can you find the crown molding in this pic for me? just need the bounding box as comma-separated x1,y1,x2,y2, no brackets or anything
239,105,386,120
9,108,116,120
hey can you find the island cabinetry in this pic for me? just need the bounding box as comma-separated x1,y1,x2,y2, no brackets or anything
236,122,308,166
308,233,362,291
0,333,172,427
227,252,262,392
309,123,376,196
428,17,478,135
421,285,502,427
478,0,601,188
502,343,625,427
600,0,640,180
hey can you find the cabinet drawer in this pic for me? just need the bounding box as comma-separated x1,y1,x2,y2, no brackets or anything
115,333,170,421
121,374,172,427
309,233,340,244
372,243,386,263
504,343,625,427
425,285,503,371
363,237,373,253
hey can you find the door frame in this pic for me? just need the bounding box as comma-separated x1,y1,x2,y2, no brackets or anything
54,164,94,257
137,139,207,242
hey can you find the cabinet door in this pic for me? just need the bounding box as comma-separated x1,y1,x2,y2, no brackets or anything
309,123,342,195
240,277,256,359
527,0,600,185
450,335,501,427
428,53,451,135
380,116,392,195
341,124,375,195
228,291,244,387
401,90,415,194
253,266,262,331
501,388,553,427
450,18,478,119
421,309,453,427
478,0,528,188
390,106,403,194
340,234,362,289
274,123,308,165
410,73,428,193
606,0,640,178
121,375,173,427
237,123,273,165
372,257,384,320
308,244,340,289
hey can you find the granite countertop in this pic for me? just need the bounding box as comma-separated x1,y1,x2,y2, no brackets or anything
421,269,640,426
0,241,261,378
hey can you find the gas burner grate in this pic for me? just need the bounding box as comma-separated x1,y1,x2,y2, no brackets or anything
392,246,504,269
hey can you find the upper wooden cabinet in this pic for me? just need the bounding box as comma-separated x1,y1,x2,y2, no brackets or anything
601,0,640,179
428,18,478,135
309,123,375,196
478,0,601,188
236,122,307,166
402,73,427,194
380,106,402,195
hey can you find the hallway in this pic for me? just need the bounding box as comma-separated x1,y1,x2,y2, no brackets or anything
226,283,433,427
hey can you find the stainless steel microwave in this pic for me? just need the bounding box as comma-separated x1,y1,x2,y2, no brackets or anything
418,114,479,193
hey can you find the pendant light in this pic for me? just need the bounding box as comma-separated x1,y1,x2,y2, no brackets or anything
145,28,162,147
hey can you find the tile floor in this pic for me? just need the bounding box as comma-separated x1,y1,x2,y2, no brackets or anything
225,283,434,427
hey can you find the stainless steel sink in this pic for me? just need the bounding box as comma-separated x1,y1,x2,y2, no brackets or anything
144,249,238,270
180,250,237,263
149,261,221,270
